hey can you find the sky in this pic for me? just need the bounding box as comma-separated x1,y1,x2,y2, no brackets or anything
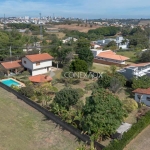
0,0,150,19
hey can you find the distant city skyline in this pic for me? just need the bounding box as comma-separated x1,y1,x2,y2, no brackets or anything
0,0,150,19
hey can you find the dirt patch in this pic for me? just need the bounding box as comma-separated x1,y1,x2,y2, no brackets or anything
54,24,100,33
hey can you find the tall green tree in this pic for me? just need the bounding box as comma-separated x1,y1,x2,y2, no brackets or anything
81,88,126,139
70,59,88,72
76,48,94,68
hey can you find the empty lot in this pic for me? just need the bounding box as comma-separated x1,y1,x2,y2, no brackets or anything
0,87,81,150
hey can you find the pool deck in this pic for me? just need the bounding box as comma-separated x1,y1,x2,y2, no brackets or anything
0,78,25,87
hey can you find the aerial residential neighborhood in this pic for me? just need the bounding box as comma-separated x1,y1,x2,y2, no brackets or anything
1,1,150,150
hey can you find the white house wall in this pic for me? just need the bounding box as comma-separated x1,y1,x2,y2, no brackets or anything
22,57,33,70
134,93,150,106
32,68,48,76
33,60,52,70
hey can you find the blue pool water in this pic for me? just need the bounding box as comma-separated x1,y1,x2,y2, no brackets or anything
1,79,20,87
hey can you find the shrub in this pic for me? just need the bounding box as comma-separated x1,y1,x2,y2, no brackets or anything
104,111,150,150
123,98,138,113
75,88,85,98
20,86,34,98
72,79,81,85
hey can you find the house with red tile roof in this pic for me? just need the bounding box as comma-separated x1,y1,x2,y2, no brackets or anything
132,88,150,106
29,75,52,83
1,60,23,75
118,62,150,80
22,53,53,76
93,50,129,65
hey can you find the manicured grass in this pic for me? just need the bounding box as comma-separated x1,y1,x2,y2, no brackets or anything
116,51,139,63
0,87,81,150
91,63,120,73
91,63,111,73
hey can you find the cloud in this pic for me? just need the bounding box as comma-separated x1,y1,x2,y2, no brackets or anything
0,0,150,18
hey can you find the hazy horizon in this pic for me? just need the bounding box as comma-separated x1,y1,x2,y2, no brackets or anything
0,0,150,19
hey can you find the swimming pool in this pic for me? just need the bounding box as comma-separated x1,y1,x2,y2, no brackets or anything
1,79,21,87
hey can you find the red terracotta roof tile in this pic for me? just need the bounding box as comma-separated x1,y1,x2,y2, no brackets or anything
132,88,150,95
97,50,129,61
29,75,52,83
129,62,150,67
25,53,53,62
1,60,22,69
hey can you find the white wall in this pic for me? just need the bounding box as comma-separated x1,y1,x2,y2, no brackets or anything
91,49,102,57
22,57,33,70
32,68,48,76
134,93,150,106
33,60,52,70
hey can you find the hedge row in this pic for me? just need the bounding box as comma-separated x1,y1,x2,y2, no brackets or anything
104,111,150,150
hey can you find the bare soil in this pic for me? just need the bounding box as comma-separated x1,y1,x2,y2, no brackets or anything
54,24,100,33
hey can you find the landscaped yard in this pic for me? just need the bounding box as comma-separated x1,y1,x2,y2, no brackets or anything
124,125,150,150
116,51,139,63
0,87,81,150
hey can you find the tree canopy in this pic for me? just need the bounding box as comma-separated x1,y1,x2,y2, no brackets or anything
132,76,150,90
76,47,94,68
81,88,126,138
70,59,88,72
53,88,79,110
139,50,150,62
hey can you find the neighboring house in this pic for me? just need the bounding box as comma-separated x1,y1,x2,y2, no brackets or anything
118,62,150,80
90,43,102,49
62,37,77,43
132,88,150,106
22,53,53,76
116,36,129,50
93,50,129,65
96,36,129,50
90,49,103,57
96,38,116,46
1,60,22,75
29,74,52,83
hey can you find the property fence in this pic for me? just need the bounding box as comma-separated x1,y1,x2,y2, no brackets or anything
0,82,105,150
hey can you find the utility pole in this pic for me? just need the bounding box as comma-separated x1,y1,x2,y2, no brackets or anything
39,13,43,40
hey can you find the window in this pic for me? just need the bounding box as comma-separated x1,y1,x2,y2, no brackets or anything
36,62,40,66
147,97,150,101
24,61,26,64
137,95,141,100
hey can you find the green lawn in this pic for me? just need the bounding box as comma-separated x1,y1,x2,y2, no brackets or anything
0,87,81,150
116,51,139,63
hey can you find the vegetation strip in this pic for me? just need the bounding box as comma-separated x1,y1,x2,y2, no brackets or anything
104,111,150,150
0,82,105,150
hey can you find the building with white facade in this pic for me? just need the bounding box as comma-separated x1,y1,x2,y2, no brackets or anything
22,53,53,76
118,62,150,80
92,50,129,65
132,88,150,106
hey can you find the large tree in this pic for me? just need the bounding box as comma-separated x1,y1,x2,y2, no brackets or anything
70,59,88,72
81,88,126,139
76,47,94,68
53,88,79,110
139,50,150,62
